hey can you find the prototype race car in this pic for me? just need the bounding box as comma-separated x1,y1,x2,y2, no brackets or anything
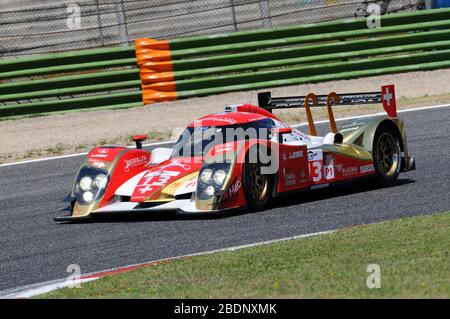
55,84,415,221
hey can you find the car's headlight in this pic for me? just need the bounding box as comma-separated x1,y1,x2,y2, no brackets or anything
79,176,93,191
95,173,108,188
82,191,94,202
213,170,226,185
73,167,109,205
205,185,215,196
197,163,231,200
200,169,213,184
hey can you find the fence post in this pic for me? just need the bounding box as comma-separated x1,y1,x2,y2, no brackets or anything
115,0,130,46
259,0,272,28
230,0,238,32
95,0,105,47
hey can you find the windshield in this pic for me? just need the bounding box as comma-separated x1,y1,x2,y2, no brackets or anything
171,119,275,158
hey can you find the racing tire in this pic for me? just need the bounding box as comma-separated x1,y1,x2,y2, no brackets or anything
372,123,402,186
242,148,273,211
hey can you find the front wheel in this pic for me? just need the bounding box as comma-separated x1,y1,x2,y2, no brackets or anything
372,123,401,186
242,151,272,211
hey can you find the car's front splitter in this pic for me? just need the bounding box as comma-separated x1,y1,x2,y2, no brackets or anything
54,199,240,222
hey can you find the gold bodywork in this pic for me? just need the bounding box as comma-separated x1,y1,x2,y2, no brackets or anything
144,172,198,202
338,116,409,160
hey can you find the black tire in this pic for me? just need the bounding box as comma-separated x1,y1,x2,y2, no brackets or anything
242,148,272,211
372,123,402,186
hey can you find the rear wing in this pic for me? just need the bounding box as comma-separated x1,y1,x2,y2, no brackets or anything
258,85,397,135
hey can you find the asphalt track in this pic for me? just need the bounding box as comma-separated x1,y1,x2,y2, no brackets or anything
0,106,449,291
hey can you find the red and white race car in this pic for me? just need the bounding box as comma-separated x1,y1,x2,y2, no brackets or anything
55,85,415,221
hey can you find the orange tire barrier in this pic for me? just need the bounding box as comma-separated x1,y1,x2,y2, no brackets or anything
135,38,176,104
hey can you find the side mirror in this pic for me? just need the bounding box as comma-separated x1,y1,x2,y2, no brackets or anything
131,135,148,149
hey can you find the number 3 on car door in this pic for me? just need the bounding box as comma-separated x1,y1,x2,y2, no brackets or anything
311,161,322,182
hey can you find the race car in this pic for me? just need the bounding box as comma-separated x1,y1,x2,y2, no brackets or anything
55,84,415,222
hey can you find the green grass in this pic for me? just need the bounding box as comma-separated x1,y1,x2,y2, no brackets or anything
40,212,450,298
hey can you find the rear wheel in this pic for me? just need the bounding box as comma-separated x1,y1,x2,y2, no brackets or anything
372,124,401,186
242,150,272,211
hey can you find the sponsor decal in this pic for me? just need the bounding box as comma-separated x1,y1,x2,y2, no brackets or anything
88,147,124,163
324,164,335,180
194,117,238,125
92,161,105,168
222,179,242,201
133,160,194,197
173,178,198,197
228,179,242,197
283,170,297,187
247,116,265,122
308,149,323,161
91,154,108,158
342,166,358,176
136,185,154,195
136,170,181,194
360,164,375,173
89,148,110,158
124,155,148,172
89,158,106,168
342,120,367,127
321,154,335,180
183,178,197,190
341,120,367,132
289,150,304,159
282,150,304,161
340,127,359,133
299,168,308,183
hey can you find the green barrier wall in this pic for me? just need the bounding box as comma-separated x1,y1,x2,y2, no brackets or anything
0,46,142,119
2,8,450,119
